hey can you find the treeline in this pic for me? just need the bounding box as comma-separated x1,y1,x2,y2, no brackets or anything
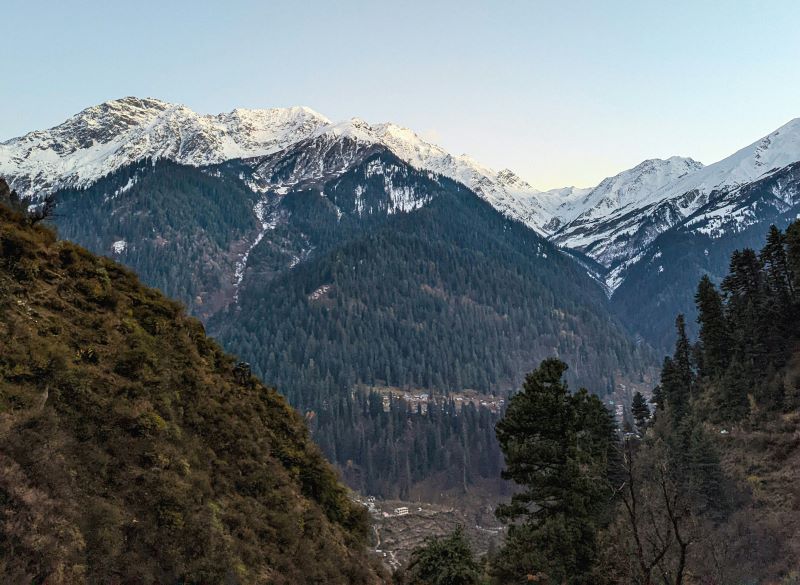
687,223,800,417
311,391,504,498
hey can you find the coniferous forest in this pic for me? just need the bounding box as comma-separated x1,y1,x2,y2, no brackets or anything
52,156,654,499
4,158,800,584
477,220,800,584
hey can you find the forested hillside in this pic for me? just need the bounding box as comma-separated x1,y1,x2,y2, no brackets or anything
55,159,259,319
43,151,655,498
600,221,800,582
597,221,800,583
425,220,800,584
0,187,381,584
211,152,654,497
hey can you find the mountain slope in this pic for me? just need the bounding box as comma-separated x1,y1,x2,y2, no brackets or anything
552,157,704,263
212,146,654,412
54,158,261,318
0,195,379,585
611,160,800,351
0,98,581,236
8,97,800,361
35,147,657,498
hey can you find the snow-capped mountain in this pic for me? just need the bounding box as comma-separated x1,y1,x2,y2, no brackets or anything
0,97,331,195
0,97,578,235
3,97,800,297
551,157,706,271
652,118,800,206
551,118,800,290
233,116,566,234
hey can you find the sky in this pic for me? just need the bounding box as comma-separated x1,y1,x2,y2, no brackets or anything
2,0,799,189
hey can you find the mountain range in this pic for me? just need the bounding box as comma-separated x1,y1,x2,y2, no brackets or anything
3,98,799,296
2,97,800,496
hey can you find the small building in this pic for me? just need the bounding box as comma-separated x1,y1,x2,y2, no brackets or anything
394,506,409,516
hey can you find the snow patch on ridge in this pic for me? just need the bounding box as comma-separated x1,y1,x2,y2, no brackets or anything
233,200,279,302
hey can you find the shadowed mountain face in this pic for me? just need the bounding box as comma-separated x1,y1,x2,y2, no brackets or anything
0,194,381,585
612,161,800,351
14,98,800,497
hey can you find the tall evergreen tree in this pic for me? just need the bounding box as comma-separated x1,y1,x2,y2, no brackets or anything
631,391,651,432
493,359,614,584
761,225,793,301
659,315,695,424
403,527,481,585
760,227,794,368
784,220,800,294
721,249,768,375
695,275,730,378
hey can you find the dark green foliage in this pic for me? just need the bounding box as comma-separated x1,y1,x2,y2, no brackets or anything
0,203,378,585
492,359,615,584
658,315,696,424
648,221,800,505
600,219,800,583
612,161,800,354
786,220,800,292
402,527,482,585
630,390,650,431
695,275,730,377
218,154,648,399
210,153,653,497
53,159,259,317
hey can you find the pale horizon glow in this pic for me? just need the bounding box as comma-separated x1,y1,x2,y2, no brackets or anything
2,0,799,190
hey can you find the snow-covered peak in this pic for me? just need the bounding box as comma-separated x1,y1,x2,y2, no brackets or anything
0,97,331,195
287,118,556,234
647,118,800,204
550,121,800,293
568,156,704,223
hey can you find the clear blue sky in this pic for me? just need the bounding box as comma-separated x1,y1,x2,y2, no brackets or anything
2,0,799,188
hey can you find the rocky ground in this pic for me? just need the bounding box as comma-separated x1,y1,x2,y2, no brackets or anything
355,495,506,571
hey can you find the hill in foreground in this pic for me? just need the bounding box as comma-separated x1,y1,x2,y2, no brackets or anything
0,190,380,584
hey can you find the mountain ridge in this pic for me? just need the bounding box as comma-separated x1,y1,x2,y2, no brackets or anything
3,97,800,299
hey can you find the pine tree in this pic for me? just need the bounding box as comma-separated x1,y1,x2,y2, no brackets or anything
721,248,767,376
695,275,730,378
404,527,481,585
761,225,793,301
760,227,794,368
493,359,614,584
631,391,651,432
785,220,800,294
659,315,695,424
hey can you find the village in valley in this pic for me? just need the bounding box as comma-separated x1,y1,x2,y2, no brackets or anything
359,385,506,415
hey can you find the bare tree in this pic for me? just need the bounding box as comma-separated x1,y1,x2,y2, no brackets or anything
606,438,698,585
